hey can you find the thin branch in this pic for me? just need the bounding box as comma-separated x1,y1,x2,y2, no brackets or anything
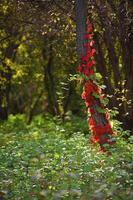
0,36,10,43
53,0,74,20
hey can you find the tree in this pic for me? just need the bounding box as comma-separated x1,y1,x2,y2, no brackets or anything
0,0,21,119
89,0,133,132
75,0,115,150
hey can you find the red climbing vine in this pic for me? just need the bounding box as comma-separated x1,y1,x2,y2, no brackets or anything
78,19,115,150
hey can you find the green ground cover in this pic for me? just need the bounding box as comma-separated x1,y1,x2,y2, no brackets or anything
0,114,133,200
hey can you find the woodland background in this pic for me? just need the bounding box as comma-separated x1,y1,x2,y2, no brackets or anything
0,0,133,131
0,1,133,199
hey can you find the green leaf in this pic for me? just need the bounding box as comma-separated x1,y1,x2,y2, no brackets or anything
92,92,100,99
101,97,109,106
95,106,105,113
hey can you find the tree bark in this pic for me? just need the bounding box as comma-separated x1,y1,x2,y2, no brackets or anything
118,0,133,131
42,39,59,115
94,33,114,95
0,41,19,120
75,0,88,58
27,90,43,124
75,0,114,149
92,0,121,89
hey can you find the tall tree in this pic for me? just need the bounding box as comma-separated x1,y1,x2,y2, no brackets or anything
75,0,115,150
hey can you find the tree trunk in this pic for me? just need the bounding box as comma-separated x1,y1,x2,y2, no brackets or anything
42,39,59,115
94,33,114,95
27,90,43,124
75,0,114,149
118,0,133,132
92,0,121,89
75,0,88,58
0,41,19,120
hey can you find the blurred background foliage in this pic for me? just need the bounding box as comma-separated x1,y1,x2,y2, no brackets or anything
0,0,133,131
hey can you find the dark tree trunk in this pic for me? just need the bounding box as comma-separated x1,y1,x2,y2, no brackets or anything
94,33,114,94
118,0,133,131
92,0,121,89
42,40,59,115
75,0,114,149
27,90,43,124
75,0,88,58
0,42,19,120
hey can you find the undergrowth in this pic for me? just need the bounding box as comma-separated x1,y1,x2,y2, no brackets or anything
0,114,133,200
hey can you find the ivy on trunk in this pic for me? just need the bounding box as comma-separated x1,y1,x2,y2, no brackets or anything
75,0,115,150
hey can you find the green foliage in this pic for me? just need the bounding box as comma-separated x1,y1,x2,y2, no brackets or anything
0,115,133,200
